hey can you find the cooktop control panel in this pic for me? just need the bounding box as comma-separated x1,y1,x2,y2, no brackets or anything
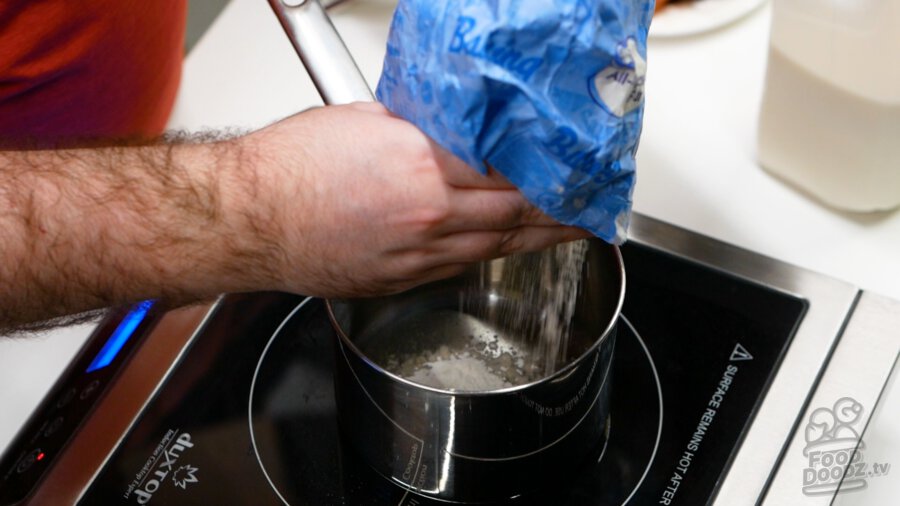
0,302,160,506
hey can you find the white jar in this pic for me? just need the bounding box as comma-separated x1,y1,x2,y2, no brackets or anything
757,0,900,212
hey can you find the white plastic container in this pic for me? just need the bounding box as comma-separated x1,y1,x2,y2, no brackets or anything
758,0,900,212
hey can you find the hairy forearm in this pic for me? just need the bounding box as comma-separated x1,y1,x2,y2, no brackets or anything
0,136,279,331
1,103,588,332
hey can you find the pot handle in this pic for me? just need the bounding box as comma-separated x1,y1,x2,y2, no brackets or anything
267,0,375,105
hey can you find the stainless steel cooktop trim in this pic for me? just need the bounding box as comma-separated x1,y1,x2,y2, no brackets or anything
762,292,900,505
628,213,860,505
73,298,224,505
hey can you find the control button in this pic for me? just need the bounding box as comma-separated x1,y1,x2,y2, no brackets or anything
16,449,44,474
79,380,100,400
43,416,64,438
56,387,77,409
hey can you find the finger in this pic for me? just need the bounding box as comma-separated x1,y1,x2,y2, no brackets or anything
433,226,592,264
431,144,516,190
416,262,471,286
443,188,560,232
378,262,470,296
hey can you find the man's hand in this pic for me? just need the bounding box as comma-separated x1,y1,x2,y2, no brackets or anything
0,103,588,330
242,102,588,297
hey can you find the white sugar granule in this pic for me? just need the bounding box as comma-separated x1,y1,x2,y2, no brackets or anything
407,354,510,391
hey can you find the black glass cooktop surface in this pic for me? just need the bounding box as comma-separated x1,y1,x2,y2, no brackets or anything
76,242,807,505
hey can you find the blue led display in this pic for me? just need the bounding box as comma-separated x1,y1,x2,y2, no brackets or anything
85,300,154,374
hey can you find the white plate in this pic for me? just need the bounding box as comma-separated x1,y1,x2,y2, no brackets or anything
649,0,768,38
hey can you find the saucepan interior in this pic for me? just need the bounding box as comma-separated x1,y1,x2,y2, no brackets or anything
329,238,624,393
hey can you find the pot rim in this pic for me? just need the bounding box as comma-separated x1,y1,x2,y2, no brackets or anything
326,242,626,397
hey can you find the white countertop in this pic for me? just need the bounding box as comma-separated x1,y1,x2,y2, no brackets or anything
1,0,896,502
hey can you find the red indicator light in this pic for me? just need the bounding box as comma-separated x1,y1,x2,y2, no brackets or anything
36,452,45,462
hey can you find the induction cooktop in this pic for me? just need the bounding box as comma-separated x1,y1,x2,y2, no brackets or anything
4,214,895,506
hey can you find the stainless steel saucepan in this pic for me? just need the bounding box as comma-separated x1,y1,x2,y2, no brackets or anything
268,1,625,502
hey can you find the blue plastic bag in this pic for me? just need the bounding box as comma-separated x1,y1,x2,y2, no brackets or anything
376,0,653,244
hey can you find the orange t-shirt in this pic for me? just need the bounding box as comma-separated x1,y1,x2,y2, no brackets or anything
0,1,187,145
